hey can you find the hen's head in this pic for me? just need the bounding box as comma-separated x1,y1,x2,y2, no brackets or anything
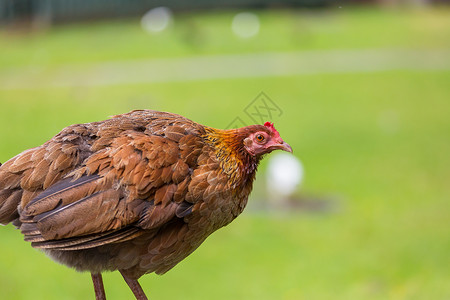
241,122,292,157
205,121,292,182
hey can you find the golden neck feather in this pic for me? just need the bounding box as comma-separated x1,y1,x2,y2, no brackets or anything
203,127,260,188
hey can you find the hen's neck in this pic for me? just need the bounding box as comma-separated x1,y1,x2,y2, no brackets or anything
203,127,260,188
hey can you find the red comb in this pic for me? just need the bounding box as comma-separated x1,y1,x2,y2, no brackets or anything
264,121,280,138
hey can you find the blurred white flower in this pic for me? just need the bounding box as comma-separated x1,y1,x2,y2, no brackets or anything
266,153,304,200
141,7,173,33
231,12,260,39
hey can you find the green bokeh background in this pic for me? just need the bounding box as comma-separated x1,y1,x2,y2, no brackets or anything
0,6,449,300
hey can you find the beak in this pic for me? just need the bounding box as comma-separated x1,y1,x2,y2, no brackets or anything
270,140,293,153
279,141,293,153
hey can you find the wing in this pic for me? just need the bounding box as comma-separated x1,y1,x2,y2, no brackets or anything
0,110,206,250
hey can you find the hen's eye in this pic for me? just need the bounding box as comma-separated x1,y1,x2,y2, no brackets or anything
256,134,265,143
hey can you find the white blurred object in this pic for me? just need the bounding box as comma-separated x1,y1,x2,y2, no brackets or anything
231,12,260,39
141,7,173,33
266,153,303,206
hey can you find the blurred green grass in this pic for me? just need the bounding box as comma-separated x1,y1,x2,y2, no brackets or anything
1,7,450,69
1,6,450,300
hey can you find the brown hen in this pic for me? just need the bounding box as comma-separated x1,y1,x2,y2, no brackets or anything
0,110,292,300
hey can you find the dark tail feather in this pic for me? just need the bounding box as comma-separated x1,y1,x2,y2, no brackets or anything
31,227,144,250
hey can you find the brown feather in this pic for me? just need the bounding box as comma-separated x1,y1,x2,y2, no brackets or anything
8,150,34,173
0,189,21,224
154,184,177,207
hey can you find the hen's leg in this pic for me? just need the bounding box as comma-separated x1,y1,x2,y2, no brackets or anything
91,273,106,300
120,271,148,300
